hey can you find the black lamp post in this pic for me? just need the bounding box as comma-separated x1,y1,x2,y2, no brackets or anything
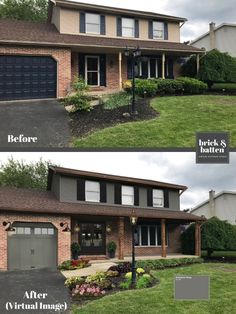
129,209,138,288
124,46,141,115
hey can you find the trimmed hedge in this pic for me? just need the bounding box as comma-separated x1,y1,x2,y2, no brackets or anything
177,77,207,94
136,257,203,272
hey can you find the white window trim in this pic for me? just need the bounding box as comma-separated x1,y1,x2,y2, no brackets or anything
85,56,100,87
153,21,164,40
85,180,100,202
121,17,135,38
121,185,134,205
85,13,101,35
139,58,160,79
135,225,168,247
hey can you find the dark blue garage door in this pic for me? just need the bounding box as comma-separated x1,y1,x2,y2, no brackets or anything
0,55,57,101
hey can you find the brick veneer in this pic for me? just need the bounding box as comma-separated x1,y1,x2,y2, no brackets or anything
0,212,71,270
0,45,71,98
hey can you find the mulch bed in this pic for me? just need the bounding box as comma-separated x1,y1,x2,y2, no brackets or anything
69,98,158,138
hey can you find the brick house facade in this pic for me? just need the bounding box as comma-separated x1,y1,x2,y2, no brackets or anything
0,166,205,271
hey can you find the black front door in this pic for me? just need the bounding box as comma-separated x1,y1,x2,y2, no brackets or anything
80,223,106,255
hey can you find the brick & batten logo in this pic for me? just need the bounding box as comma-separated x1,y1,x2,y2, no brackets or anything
196,132,229,164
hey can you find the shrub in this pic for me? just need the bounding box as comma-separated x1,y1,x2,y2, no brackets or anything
58,258,90,270
107,241,117,253
103,92,131,110
106,270,119,277
65,276,84,290
136,267,145,274
64,94,91,112
136,275,153,289
108,262,132,274
119,278,132,290
73,76,89,93
72,283,106,297
85,271,111,289
177,77,207,94
125,272,132,279
71,242,80,259
135,79,157,97
154,78,184,95
123,80,132,92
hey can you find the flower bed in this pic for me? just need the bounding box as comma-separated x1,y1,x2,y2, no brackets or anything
58,258,90,271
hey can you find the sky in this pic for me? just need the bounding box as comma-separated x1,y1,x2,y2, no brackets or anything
0,152,235,210
69,0,236,42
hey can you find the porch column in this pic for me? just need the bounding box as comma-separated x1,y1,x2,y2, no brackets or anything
195,222,201,256
118,217,125,260
196,54,200,75
162,53,166,79
161,219,166,257
118,52,122,91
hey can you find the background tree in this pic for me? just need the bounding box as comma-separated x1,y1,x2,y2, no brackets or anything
181,217,236,258
0,0,48,22
0,158,55,190
181,55,197,78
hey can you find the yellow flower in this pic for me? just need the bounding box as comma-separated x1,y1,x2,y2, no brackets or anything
125,272,132,279
136,268,145,274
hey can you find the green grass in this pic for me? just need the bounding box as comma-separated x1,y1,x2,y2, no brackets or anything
201,250,236,257
212,83,236,91
73,95,236,148
72,263,236,314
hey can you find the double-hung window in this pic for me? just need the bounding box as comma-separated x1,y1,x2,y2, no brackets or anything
121,185,134,205
85,180,100,202
153,189,164,207
135,225,168,246
86,13,100,34
122,18,135,37
153,21,164,39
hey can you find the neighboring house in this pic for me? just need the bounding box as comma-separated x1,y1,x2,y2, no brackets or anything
191,22,236,57
0,166,205,271
191,190,236,225
0,0,203,101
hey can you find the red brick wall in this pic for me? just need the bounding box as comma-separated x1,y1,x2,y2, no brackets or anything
0,45,71,98
71,51,79,82
0,212,71,270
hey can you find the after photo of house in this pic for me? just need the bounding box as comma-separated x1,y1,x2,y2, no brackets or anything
0,152,236,313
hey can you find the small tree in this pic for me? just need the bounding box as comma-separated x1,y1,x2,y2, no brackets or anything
181,55,197,78
0,157,55,190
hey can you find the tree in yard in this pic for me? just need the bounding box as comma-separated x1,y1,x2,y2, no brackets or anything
0,0,48,22
181,217,236,258
181,55,197,78
0,157,55,190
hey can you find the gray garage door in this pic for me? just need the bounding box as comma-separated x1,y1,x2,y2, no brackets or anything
0,55,57,101
8,223,57,271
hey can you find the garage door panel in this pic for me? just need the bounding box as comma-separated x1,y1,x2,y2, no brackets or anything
0,55,57,101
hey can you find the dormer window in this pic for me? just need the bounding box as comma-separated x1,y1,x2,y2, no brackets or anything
85,180,100,202
153,189,164,207
85,13,101,34
122,185,134,205
153,21,164,39
122,18,135,37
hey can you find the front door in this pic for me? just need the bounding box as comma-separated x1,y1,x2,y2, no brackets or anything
80,223,106,255
85,56,100,86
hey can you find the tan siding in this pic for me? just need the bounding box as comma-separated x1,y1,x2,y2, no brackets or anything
139,19,149,39
60,8,80,35
106,15,117,37
51,6,61,32
168,22,180,42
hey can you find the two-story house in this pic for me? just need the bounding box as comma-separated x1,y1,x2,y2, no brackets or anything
0,0,203,101
0,166,205,271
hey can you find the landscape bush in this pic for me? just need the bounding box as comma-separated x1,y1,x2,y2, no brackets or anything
103,92,131,110
135,79,157,97
65,276,84,290
177,77,207,94
58,258,90,270
154,78,184,95
108,262,132,274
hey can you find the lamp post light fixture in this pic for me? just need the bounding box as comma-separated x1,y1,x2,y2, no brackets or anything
129,209,138,288
60,222,71,232
124,46,141,115
2,221,15,232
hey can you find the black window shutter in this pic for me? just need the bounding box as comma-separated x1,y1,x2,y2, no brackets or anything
148,20,153,39
77,178,85,201
114,183,121,204
147,188,153,207
134,186,139,206
100,54,106,86
127,58,132,79
78,54,85,79
117,16,122,36
164,189,169,208
80,12,85,33
135,19,139,38
100,15,106,35
164,22,168,40
100,181,107,203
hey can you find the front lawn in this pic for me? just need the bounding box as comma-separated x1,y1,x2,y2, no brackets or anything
72,263,236,314
73,95,236,148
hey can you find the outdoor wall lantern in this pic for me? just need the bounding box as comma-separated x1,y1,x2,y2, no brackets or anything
124,46,141,115
2,221,15,232
60,222,71,232
106,224,112,234
74,224,80,232
129,209,138,288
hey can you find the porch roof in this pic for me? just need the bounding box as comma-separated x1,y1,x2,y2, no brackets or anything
0,187,205,222
0,19,203,54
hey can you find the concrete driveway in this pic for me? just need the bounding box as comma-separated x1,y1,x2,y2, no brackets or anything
0,269,71,314
0,100,71,148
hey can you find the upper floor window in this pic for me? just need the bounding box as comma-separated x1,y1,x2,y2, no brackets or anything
153,21,164,39
86,13,100,34
85,180,100,202
122,185,134,205
122,18,135,37
153,189,164,207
